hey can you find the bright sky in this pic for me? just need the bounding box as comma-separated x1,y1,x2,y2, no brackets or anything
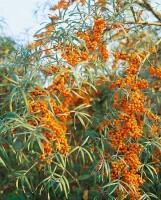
0,0,51,44
0,0,161,45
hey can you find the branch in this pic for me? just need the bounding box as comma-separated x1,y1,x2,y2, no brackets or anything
136,0,161,22
124,20,161,26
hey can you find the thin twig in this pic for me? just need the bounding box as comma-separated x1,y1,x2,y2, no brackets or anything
124,21,161,26
24,162,38,175
52,160,81,187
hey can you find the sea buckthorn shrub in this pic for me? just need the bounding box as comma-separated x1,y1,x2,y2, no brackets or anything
0,0,161,199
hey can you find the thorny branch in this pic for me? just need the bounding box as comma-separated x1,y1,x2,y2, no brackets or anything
136,0,161,22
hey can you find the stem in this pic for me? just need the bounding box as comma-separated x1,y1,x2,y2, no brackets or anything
24,162,38,175
52,160,81,187
124,21,161,26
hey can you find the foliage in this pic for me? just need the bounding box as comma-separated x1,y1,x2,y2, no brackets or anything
0,0,161,199
0,35,18,114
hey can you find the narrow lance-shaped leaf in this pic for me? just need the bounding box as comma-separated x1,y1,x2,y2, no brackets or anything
20,88,30,114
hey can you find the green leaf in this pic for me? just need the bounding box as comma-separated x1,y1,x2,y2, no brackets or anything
0,83,15,87
0,157,6,167
7,193,25,200
77,115,86,127
103,180,119,188
78,173,91,181
12,74,19,83
81,147,93,162
20,89,30,114
81,136,89,146
60,178,68,198
130,6,137,22
68,146,79,155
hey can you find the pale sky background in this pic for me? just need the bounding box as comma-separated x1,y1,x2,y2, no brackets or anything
0,0,52,44
0,0,161,45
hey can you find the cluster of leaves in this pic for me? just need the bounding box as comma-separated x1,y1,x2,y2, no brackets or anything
0,0,161,199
